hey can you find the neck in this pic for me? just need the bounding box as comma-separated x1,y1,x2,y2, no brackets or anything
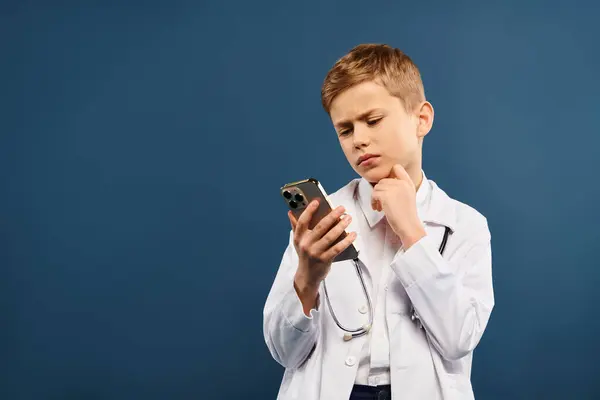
413,169,424,191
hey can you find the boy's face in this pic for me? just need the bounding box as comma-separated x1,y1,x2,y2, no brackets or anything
329,80,432,184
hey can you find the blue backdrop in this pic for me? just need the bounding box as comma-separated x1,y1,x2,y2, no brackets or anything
2,1,599,399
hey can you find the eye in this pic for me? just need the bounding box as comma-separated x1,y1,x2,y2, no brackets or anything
367,118,382,126
338,128,353,136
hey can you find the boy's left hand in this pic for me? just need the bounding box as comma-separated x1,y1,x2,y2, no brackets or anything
371,164,426,249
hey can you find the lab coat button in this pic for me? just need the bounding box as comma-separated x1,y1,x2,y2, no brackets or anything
345,356,356,366
358,305,368,314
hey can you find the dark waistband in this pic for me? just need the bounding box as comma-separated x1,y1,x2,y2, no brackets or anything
350,384,392,399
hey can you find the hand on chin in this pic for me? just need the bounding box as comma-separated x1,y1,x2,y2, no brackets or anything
361,165,393,185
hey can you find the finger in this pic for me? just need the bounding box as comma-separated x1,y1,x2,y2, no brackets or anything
371,199,382,212
371,192,382,211
374,178,395,187
390,164,412,181
295,199,319,238
288,211,297,231
309,205,346,241
321,231,358,261
314,213,352,253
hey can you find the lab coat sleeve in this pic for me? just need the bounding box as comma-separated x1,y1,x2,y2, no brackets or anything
390,221,494,361
263,230,321,369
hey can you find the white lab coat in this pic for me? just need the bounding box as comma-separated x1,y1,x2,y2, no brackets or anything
263,176,494,400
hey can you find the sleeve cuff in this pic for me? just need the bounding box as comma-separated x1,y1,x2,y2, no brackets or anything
391,234,448,288
281,282,321,333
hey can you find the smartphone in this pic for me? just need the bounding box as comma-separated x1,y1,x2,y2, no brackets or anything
280,178,359,262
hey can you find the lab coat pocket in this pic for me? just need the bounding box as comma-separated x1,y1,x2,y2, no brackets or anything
280,342,322,400
386,275,412,316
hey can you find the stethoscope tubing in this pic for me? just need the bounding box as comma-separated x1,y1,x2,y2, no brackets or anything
323,226,452,341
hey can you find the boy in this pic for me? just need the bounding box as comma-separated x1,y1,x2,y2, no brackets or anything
263,44,494,400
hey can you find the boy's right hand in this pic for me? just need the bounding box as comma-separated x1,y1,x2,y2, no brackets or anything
288,200,357,314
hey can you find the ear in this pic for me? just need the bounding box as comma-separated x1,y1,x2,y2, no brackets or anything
415,101,434,139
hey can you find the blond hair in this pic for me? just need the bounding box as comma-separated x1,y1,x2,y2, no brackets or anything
321,43,426,114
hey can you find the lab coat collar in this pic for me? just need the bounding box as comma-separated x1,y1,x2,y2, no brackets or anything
357,170,432,228
352,171,458,233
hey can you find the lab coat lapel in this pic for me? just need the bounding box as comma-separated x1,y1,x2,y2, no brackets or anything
420,180,458,233
327,179,373,296
344,181,374,295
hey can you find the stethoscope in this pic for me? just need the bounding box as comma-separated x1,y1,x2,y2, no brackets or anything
322,226,452,341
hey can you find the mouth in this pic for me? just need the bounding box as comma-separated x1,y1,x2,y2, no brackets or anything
357,154,380,166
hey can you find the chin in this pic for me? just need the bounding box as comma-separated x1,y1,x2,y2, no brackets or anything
356,165,388,184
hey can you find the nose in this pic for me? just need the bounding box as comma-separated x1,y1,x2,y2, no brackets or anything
353,125,370,148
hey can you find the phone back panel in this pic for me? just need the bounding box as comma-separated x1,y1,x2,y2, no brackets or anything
280,178,358,262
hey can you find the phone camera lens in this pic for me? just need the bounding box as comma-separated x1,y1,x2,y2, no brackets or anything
294,194,304,202
289,200,298,209
283,191,293,199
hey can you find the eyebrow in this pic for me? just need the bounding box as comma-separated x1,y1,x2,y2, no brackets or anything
333,108,384,128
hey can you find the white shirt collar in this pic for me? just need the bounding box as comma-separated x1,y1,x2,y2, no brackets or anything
357,170,431,228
